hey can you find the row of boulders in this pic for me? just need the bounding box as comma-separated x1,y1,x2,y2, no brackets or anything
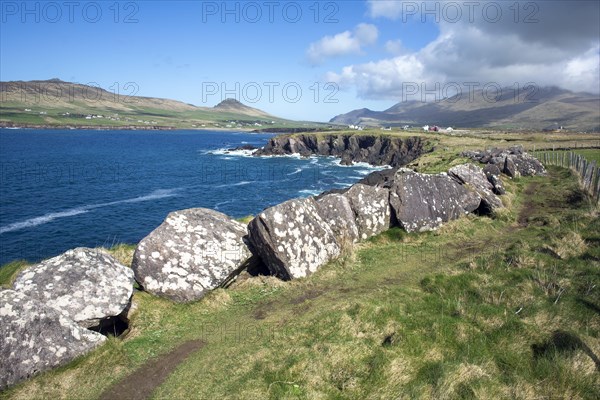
1,147,545,389
462,145,546,178
1,248,134,389
132,162,507,292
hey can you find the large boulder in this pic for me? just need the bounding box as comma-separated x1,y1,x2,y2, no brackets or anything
390,169,481,232
132,208,253,302
13,248,134,329
248,198,340,280
449,164,503,212
0,289,105,390
343,184,393,240
315,193,360,245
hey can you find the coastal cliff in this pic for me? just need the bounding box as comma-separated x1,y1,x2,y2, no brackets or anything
254,134,426,167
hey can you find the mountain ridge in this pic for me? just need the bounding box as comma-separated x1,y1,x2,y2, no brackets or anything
330,86,600,131
0,79,290,129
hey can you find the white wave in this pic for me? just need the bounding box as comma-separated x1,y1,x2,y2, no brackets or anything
298,189,322,197
213,181,252,188
214,200,233,210
0,208,89,234
288,168,303,175
205,148,256,157
0,188,179,235
333,182,354,187
118,189,179,204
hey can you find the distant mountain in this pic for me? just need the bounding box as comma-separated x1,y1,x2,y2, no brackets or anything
213,98,271,118
0,79,293,129
330,87,600,131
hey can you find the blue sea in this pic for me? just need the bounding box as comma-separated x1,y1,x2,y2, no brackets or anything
0,129,383,265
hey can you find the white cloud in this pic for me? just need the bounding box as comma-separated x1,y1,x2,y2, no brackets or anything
306,23,378,65
329,1,600,99
367,0,403,19
384,39,405,55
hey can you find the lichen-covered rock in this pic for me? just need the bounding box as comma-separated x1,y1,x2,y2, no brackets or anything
343,184,393,240
483,164,506,195
0,289,105,390
13,248,134,329
462,146,546,177
248,198,340,280
390,169,481,232
449,164,503,212
132,208,252,302
315,193,360,245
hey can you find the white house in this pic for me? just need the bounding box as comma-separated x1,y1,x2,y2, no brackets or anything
422,125,429,131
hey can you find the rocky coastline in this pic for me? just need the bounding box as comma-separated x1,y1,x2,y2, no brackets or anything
0,138,547,389
254,133,426,167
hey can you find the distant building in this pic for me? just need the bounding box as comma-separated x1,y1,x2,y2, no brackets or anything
422,125,429,131
543,123,565,132
446,127,454,133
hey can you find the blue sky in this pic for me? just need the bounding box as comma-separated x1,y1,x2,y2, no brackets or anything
1,1,598,121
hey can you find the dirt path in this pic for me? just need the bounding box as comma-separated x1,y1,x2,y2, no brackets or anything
99,340,204,400
518,182,539,225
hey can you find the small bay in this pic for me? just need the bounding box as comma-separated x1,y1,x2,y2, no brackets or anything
0,129,382,265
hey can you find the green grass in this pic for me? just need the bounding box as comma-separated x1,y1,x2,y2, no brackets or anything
0,260,29,288
2,165,599,400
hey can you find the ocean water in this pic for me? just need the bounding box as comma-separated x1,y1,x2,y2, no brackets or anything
0,129,384,265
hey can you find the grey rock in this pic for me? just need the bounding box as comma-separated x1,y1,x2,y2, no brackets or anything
315,193,360,245
0,289,105,390
449,164,503,212
132,208,252,302
510,153,546,176
13,248,134,329
255,134,425,167
343,184,393,240
483,164,501,178
390,170,481,232
248,198,340,280
357,167,398,188
504,157,519,178
462,147,546,177
483,164,506,194
489,175,506,195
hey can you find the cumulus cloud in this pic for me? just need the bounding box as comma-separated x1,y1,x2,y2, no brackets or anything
384,39,405,55
306,23,378,65
329,1,600,99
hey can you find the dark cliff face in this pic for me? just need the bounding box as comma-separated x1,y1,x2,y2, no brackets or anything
254,134,426,167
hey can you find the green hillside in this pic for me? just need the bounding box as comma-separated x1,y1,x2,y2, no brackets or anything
0,79,326,131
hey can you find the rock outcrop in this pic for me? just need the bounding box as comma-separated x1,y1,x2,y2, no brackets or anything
132,208,253,302
0,289,105,390
255,134,425,167
463,146,546,177
449,164,503,212
343,184,393,240
13,248,134,329
390,169,481,232
248,198,340,280
315,193,360,245
483,164,506,195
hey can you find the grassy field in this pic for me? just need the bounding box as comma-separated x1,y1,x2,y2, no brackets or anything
1,160,599,399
